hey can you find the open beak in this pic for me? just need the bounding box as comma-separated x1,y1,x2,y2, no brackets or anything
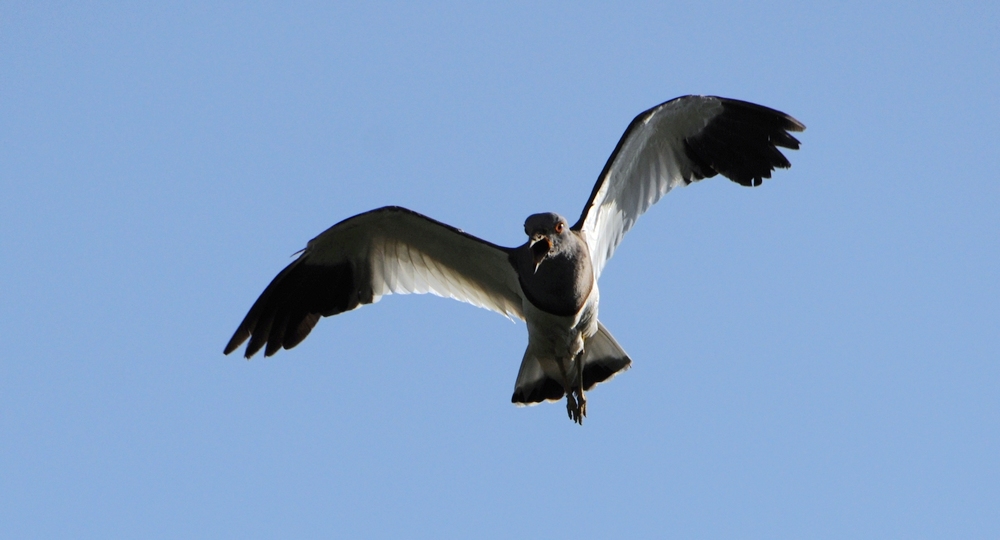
529,234,552,273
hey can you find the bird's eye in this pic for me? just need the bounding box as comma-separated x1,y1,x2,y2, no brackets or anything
555,222,565,233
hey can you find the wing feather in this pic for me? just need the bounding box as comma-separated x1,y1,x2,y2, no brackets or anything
225,206,524,359
573,95,804,278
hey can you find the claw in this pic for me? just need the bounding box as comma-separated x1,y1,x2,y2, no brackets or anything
564,391,586,424
566,393,577,421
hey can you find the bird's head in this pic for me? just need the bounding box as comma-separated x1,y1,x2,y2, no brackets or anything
523,212,570,273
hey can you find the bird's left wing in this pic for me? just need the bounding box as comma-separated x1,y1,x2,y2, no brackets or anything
572,95,805,278
225,206,524,359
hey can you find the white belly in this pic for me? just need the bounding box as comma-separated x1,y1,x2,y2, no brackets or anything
521,282,600,380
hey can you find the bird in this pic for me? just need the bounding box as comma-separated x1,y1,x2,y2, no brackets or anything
224,95,804,424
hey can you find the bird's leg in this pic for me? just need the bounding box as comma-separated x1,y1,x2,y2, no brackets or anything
574,351,587,421
556,357,582,424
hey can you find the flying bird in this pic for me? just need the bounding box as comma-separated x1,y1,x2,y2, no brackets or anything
224,95,804,424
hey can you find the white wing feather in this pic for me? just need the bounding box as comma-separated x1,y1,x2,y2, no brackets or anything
225,206,525,359
309,206,524,319
578,96,724,278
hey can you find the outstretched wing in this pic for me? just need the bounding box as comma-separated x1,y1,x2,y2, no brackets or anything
224,206,524,359
572,95,805,278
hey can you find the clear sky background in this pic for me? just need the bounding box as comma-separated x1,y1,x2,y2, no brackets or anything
2,2,998,538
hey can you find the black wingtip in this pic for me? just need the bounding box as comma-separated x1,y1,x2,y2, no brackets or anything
223,329,249,356
223,258,361,359
684,97,804,187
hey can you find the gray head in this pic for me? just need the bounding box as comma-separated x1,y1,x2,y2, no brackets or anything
523,212,571,271
517,211,594,316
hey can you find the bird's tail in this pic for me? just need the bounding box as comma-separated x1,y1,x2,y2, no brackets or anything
580,321,632,390
511,321,631,405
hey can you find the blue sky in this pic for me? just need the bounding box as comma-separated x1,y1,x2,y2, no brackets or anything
2,2,998,538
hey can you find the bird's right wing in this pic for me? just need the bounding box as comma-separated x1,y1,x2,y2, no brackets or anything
224,206,524,359
572,95,805,278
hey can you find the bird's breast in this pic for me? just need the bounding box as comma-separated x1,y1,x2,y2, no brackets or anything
522,286,599,362
517,250,594,316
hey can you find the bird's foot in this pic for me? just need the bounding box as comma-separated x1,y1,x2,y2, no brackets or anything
566,391,586,425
